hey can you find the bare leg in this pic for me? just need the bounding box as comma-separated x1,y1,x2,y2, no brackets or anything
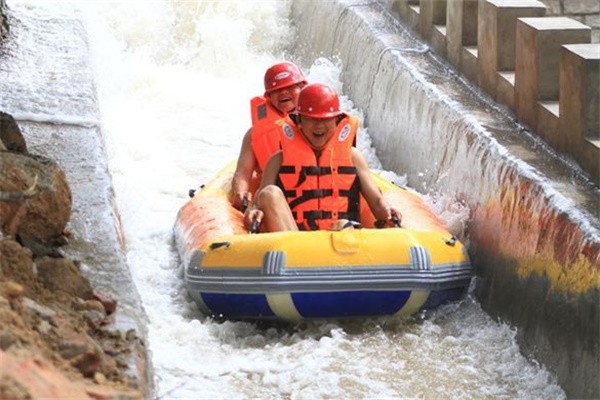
255,185,298,232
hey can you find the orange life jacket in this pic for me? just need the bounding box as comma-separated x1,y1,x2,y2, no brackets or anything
277,114,361,231
250,96,285,171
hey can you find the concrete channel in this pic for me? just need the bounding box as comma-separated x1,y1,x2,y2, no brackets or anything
289,0,598,397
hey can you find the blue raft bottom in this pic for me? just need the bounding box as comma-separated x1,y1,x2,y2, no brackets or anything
200,287,467,320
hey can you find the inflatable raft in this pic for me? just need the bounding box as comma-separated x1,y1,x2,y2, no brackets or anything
174,161,472,322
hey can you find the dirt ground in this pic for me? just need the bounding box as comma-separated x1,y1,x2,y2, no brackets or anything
0,236,146,399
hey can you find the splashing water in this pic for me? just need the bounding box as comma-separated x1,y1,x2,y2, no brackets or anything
3,0,566,398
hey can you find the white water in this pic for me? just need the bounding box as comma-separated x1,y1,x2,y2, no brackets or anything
4,1,565,398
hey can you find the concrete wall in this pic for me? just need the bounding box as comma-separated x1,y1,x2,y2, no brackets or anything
541,0,600,42
391,0,600,186
291,1,599,398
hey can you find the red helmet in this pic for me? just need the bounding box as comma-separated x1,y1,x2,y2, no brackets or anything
264,62,306,94
296,83,341,118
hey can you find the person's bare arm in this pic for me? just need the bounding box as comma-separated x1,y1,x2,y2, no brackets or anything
257,151,282,190
351,148,400,224
243,151,283,228
231,128,257,210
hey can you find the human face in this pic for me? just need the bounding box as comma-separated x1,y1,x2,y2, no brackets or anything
299,115,337,150
268,84,302,114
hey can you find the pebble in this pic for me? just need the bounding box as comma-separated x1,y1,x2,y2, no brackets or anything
94,371,107,384
84,299,106,314
4,281,23,298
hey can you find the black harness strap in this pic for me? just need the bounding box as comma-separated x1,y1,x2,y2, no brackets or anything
282,189,296,198
344,177,361,219
288,189,333,209
337,166,356,174
303,210,332,231
279,165,295,174
296,166,332,186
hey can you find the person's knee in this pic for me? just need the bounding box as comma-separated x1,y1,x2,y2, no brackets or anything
256,185,285,207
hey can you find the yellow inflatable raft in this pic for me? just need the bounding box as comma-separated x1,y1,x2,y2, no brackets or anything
174,161,472,321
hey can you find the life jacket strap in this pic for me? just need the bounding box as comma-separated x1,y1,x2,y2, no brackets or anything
279,165,295,174
288,189,334,209
303,210,333,231
296,166,332,186
337,166,356,174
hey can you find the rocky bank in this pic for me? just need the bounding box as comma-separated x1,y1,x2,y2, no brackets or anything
0,0,153,395
0,112,147,398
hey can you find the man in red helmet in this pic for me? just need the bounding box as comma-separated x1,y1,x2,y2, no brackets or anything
244,83,399,232
231,61,307,210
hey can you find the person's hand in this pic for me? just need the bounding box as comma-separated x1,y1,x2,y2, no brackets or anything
244,206,263,232
390,207,402,227
375,206,402,228
233,192,252,212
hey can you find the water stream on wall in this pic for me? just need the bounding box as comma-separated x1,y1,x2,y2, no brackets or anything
2,1,566,398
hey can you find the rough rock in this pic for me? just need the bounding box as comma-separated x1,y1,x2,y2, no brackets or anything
36,257,93,299
93,291,118,315
0,238,36,291
0,151,71,241
0,111,27,153
0,115,146,396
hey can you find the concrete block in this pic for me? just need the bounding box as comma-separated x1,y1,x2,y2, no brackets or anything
537,100,560,148
497,71,516,110
461,46,479,82
515,17,592,129
478,0,547,98
582,138,599,184
406,1,421,31
559,43,600,183
391,0,420,31
431,25,447,58
419,0,447,41
446,0,478,68
391,0,410,20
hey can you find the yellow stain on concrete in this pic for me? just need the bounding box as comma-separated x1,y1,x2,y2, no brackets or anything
517,254,600,293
